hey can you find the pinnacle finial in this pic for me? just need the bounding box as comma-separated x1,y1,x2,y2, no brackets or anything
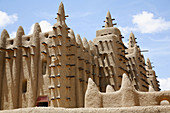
0,29,9,48
76,34,83,45
147,58,152,69
83,37,89,49
69,29,75,37
104,11,113,28
33,23,41,33
128,32,137,48
17,26,25,36
56,2,65,23
14,26,25,46
89,40,95,51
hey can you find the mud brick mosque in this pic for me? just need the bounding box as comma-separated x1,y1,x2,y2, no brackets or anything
0,2,166,111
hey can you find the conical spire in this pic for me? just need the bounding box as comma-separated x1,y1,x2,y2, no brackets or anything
104,11,113,28
82,37,89,49
57,2,65,23
146,58,152,69
128,32,137,48
0,29,9,48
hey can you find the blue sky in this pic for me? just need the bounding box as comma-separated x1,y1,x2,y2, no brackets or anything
0,0,170,90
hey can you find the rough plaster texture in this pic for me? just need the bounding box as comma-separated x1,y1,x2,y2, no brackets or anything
0,1,160,110
85,73,169,108
0,107,170,113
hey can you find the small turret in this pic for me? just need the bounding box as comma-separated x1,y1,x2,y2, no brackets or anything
128,32,137,48
0,29,9,48
104,11,113,28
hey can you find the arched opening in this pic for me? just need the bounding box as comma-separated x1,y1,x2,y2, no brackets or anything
160,100,169,105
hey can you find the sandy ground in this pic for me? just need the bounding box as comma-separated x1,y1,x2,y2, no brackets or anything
0,106,170,113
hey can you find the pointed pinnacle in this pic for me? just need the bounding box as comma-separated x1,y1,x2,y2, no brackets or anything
16,26,25,37
69,29,75,37
57,2,65,22
33,23,41,33
76,34,83,45
83,37,89,49
120,73,134,90
147,58,152,69
14,26,25,46
106,85,115,93
85,78,101,108
0,29,9,48
105,11,113,28
1,29,9,39
89,40,95,51
128,32,137,48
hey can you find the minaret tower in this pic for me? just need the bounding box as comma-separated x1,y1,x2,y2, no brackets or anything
146,58,160,91
93,11,128,92
126,32,149,92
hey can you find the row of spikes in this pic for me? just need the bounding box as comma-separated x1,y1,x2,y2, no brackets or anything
69,29,97,56
0,23,41,49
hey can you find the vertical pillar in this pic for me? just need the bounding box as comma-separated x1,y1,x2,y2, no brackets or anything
12,26,24,109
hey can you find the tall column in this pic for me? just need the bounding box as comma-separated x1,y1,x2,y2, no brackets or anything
12,26,24,109
29,23,41,107
0,30,8,109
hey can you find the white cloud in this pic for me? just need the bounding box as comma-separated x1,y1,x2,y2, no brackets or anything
133,11,170,33
0,11,18,27
118,26,137,36
29,20,52,34
158,78,170,91
119,11,170,35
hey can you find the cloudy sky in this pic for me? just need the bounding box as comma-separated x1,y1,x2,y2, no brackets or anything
0,0,170,90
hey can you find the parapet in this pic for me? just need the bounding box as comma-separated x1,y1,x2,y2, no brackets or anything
85,73,170,108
